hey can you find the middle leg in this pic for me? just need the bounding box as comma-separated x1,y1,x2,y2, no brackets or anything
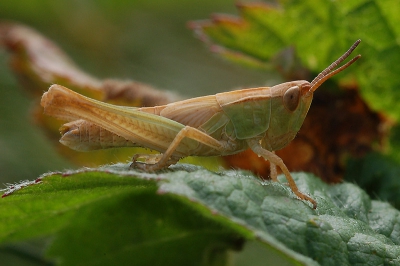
132,126,226,171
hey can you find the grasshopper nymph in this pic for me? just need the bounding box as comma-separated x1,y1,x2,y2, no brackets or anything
41,40,361,209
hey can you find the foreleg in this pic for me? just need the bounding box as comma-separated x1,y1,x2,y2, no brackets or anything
269,151,278,182
247,139,317,209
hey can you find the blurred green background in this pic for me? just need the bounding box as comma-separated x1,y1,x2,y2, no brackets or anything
0,0,275,184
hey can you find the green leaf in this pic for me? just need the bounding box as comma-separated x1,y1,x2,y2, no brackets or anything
190,0,400,120
1,164,400,265
345,152,400,209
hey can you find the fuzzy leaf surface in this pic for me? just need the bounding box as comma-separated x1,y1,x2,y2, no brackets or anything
1,164,400,265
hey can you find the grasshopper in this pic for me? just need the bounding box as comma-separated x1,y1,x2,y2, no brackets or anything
41,40,361,209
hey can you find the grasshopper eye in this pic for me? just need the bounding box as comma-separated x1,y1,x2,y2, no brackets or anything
283,86,300,112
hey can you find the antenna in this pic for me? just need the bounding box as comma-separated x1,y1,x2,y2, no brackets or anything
309,40,361,93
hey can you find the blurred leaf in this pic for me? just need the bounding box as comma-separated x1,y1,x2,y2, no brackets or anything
0,23,204,169
1,164,400,265
0,22,182,108
0,22,104,99
346,152,400,209
343,118,400,208
191,0,400,120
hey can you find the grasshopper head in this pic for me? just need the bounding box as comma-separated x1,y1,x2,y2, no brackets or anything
263,40,361,151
